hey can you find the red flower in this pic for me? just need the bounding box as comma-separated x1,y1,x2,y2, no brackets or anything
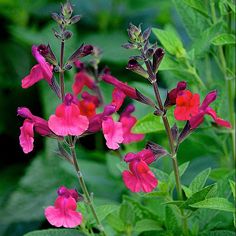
122,149,157,193
111,88,126,111
189,90,231,129
174,90,200,120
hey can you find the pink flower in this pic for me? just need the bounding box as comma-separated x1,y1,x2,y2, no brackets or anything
19,119,34,154
45,196,82,228
72,71,96,96
45,186,82,228
18,107,57,153
189,90,231,129
122,149,158,193
174,90,200,120
22,45,53,88
119,105,144,144
111,88,126,111
48,93,89,136
102,117,123,150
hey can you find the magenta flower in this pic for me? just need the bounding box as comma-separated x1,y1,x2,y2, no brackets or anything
102,117,123,150
22,45,53,88
119,104,144,144
101,74,138,100
189,90,231,129
72,71,96,96
122,149,158,192
48,93,89,136
45,186,82,228
18,107,56,153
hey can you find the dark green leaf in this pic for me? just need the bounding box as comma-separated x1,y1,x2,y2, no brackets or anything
183,0,209,17
24,229,85,236
165,205,181,233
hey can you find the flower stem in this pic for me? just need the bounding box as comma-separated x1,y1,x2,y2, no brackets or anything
60,40,65,101
69,138,106,236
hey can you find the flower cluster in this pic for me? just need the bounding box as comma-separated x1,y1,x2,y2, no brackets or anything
45,186,83,228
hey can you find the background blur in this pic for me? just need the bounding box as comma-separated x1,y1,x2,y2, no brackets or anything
0,0,235,235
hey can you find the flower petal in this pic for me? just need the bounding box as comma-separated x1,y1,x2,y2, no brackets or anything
48,103,89,136
102,117,123,150
19,119,34,154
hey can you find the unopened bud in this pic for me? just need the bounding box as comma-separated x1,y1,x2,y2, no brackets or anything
67,44,93,63
64,63,72,70
142,27,152,41
171,123,179,143
53,29,62,39
153,109,163,116
63,30,73,40
126,59,149,79
178,121,191,144
153,48,165,74
61,1,73,18
51,13,63,25
128,23,142,43
146,141,168,158
70,15,81,24
135,89,156,107
38,44,57,66
122,43,137,50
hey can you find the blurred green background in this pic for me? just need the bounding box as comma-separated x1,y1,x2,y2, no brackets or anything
0,0,235,235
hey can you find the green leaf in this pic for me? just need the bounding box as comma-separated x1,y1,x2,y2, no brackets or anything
200,230,236,236
95,204,119,223
182,185,192,198
229,180,235,199
209,168,231,181
119,202,135,225
106,211,125,232
133,113,177,134
151,168,169,182
165,205,181,233
189,168,211,194
134,219,163,233
181,184,216,210
153,25,186,58
173,0,210,39
212,33,236,45
24,229,85,236
183,0,209,17
190,197,235,213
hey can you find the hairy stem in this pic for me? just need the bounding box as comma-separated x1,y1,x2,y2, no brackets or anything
69,138,107,236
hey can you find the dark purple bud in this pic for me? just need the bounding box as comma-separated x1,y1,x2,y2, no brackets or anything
136,89,156,107
154,108,163,116
142,27,152,41
178,121,191,144
51,13,63,24
129,55,143,61
164,81,187,108
122,43,137,50
153,48,165,74
38,44,57,66
171,123,179,143
63,30,73,40
201,90,217,110
70,15,81,24
146,141,168,158
54,65,60,73
61,0,73,18
126,59,149,78
68,44,94,63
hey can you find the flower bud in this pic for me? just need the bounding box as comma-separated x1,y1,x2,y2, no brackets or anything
153,48,165,74
146,141,168,158
178,121,191,143
51,13,63,25
64,63,72,70
153,108,163,116
142,27,152,41
171,123,179,143
126,59,149,79
53,29,62,39
128,23,142,43
70,15,81,24
136,89,156,107
122,43,137,50
61,1,73,18
63,30,73,40
67,44,93,63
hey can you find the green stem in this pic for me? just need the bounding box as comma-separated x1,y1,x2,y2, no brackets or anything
69,138,107,236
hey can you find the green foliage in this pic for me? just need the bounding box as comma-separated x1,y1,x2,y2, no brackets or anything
24,229,85,236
